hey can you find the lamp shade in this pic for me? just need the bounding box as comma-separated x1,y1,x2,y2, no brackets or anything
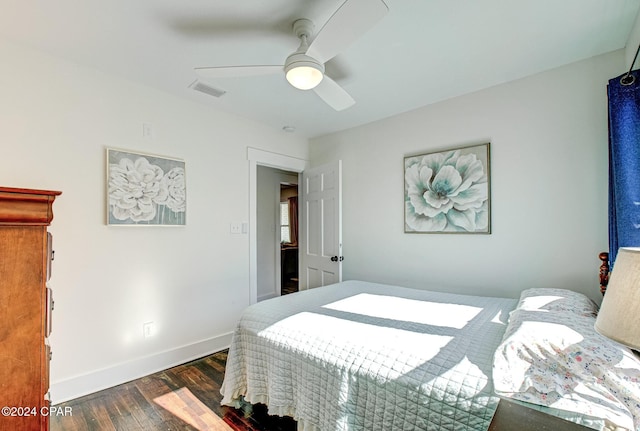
594,248,640,349
284,53,324,90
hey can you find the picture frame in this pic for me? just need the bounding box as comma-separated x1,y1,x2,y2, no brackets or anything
404,143,490,234
106,148,186,226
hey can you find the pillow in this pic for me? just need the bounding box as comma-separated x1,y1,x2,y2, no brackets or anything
493,309,640,431
515,288,599,317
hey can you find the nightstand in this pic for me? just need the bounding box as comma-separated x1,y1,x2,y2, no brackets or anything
489,400,593,431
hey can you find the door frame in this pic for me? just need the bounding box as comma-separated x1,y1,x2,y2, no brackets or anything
248,147,307,304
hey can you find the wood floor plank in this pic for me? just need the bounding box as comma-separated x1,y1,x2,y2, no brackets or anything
51,350,296,431
53,401,91,431
110,385,159,430
154,387,233,431
134,374,200,430
84,401,118,431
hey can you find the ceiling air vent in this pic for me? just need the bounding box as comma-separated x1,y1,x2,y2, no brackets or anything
189,80,226,98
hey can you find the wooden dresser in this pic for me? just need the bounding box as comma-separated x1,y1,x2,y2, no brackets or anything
0,187,61,431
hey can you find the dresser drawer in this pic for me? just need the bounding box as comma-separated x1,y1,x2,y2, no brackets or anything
46,232,53,281
46,286,54,337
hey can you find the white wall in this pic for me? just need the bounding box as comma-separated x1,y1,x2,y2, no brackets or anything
310,50,623,303
626,10,640,69
0,38,308,403
1,29,625,403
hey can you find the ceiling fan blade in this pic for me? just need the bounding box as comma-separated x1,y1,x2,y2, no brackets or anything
313,76,355,111
306,0,388,64
195,65,283,79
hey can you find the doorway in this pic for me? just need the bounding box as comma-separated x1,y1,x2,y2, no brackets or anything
256,166,299,301
248,149,342,303
280,183,299,295
248,148,306,304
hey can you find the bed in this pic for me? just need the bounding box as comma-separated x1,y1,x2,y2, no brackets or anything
221,278,640,431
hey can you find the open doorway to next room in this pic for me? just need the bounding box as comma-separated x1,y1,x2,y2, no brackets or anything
256,166,299,301
280,183,298,295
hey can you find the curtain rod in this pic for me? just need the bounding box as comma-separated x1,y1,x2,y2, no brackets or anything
621,43,640,86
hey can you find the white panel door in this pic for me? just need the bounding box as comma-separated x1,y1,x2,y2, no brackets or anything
300,160,342,289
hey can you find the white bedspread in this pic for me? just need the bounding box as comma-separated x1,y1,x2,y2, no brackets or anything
221,280,517,431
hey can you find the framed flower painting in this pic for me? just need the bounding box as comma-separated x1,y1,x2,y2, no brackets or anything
404,143,490,233
107,148,186,226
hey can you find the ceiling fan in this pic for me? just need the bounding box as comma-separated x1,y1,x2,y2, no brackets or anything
194,0,388,111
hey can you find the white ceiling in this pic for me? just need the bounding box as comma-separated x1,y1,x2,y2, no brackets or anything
1,0,638,138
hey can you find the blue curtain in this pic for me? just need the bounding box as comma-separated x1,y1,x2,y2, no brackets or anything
608,69,640,265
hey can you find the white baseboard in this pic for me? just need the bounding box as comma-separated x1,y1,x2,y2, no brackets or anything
50,332,233,404
258,292,279,301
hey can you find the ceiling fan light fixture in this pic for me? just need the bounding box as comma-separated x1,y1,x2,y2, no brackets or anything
284,54,324,90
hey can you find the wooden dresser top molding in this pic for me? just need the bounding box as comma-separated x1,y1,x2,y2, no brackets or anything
0,186,62,225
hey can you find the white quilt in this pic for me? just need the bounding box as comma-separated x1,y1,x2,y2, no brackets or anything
221,280,517,431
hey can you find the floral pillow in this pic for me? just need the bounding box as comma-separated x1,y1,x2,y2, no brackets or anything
493,309,640,431
515,288,599,317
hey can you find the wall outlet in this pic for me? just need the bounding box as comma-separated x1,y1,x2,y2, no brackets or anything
142,123,153,139
230,222,242,234
143,321,155,338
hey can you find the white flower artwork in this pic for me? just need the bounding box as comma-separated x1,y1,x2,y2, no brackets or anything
404,143,490,233
107,149,186,225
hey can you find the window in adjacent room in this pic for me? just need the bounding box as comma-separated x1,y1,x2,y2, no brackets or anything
280,201,291,243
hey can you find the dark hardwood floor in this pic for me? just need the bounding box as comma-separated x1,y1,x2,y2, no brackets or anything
281,278,298,296
51,350,296,431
